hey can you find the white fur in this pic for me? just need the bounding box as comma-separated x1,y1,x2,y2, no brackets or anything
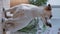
4,4,50,32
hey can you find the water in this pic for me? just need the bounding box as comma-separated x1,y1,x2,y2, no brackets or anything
52,8,60,18
48,8,60,34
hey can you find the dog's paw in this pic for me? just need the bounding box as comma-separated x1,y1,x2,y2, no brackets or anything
46,22,52,27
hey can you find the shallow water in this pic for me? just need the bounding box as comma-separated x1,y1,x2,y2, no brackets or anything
52,8,60,18
47,8,60,34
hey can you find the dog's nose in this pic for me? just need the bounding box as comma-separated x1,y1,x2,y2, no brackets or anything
49,15,52,19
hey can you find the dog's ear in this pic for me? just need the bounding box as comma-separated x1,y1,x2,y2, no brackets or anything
48,4,51,7
45,4,52,11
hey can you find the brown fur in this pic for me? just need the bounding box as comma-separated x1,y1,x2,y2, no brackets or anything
45,4,52,11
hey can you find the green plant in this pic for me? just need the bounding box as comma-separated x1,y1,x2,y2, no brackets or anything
18,18,39,34
29,0,47,6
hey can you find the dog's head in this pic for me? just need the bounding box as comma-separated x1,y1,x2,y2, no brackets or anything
44,4,52,19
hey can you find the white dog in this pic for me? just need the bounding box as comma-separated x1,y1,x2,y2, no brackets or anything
3,4,52,32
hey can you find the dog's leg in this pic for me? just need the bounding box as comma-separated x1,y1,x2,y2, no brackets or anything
45,17,52,27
